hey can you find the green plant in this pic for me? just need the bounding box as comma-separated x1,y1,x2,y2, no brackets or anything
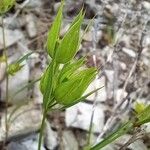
0,0,16,147
90,104,150,150
7,52,33,76
38,2,100,150
0,0,15,15
1,1,150,150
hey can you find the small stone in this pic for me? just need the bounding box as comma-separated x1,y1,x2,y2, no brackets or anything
0,102,42,142
0,60,29,103
26,14,37,38
7,142,28,150
0,28,23,49
22,135,45,150
82,30,93,42
105,70,114,82
65,102,105,133
62,130,79,150
84,76,106,102
60,24,70,37
120,62,127,71
128,140,148,150
7,134,46,150
142,1,150,11
44,121,58,150
25,0,42,8
122,48,136,58
116,134,148,150
115,89,128,103
54,2,61,12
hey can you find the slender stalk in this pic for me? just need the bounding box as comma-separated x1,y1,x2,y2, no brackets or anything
87,111,94,146
38,109,47,150
2,17,9,145
38,60,59,150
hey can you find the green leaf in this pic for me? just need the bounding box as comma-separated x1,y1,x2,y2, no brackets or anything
134,102,146,114
0,0,15,14
40,61,59,108
81,14,96,42
90,121,133,150
61,86,104,109
46,2,63,57
135,105,150,126
70,8,84,28
40,63,53,95
58,57,85,83
17,52,33,64
55,11,84,64
54,68,97,105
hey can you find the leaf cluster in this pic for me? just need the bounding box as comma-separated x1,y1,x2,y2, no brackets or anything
40,2,98,111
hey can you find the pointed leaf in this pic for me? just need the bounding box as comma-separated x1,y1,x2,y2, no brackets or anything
54,68,97,105
17,52,33,64
55,12,84,63
58,57,85,83
46,2,63,57
62,86,104,109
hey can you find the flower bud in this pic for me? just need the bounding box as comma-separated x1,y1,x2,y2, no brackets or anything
7,63,23,76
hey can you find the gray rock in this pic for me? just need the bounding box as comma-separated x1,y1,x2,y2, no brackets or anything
22,135,45,150
44,121,58,150
25,0,42,8
122,48,136,58
8,142,28,150
25,14,37,38
116,134,148,150
129,140,148,150
7,134,46,150
0,60,29,103
142,1,150,11
84,76,106,102
0,28,23,49
54,2,62,12
62,130,79,150
0,102,42,142
65,102,105,133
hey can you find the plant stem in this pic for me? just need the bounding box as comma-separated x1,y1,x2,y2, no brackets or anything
38,109,47,150
87,111,94,146
2,16,9,145
38,60,59,150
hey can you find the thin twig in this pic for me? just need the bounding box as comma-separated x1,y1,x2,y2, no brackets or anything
1,17,9,146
